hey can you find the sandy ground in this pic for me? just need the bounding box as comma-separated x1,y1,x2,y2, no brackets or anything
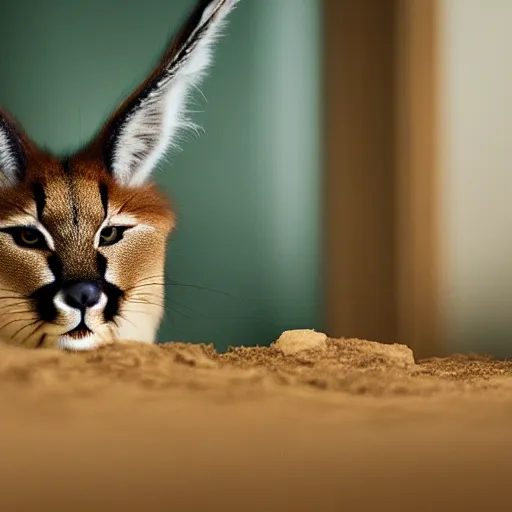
1,329,512,511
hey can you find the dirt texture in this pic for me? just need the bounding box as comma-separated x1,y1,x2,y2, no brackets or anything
1,329,512,511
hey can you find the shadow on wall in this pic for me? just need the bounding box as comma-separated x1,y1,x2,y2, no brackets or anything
0,0,322,351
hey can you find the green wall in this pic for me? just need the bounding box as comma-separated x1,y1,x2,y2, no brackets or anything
0,0,322,351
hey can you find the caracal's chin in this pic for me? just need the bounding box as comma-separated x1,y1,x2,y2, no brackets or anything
56,332,109,351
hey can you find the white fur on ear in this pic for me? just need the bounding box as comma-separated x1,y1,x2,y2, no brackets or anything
0,129,17,183
0,114,25,187
106,0,240,187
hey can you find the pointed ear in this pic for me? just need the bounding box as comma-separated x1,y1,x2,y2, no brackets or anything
0,108,28,188
91,0,240,188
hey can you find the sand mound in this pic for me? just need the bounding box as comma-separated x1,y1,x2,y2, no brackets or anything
1,330,512,511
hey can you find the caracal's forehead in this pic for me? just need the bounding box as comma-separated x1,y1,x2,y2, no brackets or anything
0,155,174,232
41,163,106,238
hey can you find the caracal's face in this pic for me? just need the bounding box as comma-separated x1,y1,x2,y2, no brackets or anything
0,153,173,350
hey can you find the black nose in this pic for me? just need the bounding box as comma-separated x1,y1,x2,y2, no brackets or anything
62,281,102,309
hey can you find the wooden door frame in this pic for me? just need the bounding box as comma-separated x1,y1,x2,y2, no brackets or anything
323,0,440,358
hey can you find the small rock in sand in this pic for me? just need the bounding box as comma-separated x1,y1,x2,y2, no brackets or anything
273,330,328,356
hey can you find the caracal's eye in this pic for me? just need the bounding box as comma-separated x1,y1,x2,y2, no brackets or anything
99,226,129,247
5,227,47,249
20,229,40,246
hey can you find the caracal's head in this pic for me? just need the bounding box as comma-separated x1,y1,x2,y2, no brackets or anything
0,0,239,350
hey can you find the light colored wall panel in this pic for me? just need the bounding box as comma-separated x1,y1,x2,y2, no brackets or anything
439,0,512,356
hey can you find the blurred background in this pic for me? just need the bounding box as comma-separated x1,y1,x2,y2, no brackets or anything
0,0,510,357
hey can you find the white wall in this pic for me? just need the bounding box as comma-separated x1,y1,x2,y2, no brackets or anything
439,0,512,356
